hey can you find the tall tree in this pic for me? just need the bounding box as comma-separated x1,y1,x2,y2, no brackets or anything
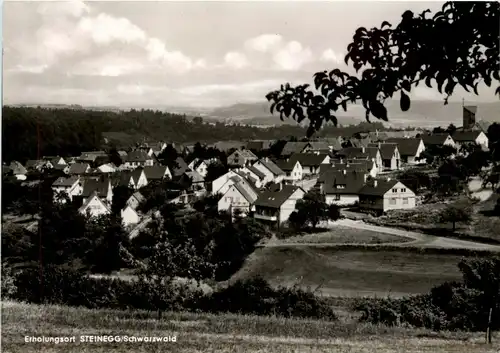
265,2,499,136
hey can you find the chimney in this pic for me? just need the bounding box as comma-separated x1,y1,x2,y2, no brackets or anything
378,142,381,149
364,174,368,183
340,158,343,164
343,169,346,175
361,147,365,153
386,177,391,182
373,180,378,187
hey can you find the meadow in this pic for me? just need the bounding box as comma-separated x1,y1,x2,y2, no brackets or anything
231,247,469,297
2,301,498,353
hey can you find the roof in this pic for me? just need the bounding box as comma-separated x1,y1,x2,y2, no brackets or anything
421,134,451,145
131,191,146,203
68,163,90,175
309,141,331,151
246,140,275,151
452,131,483,142
246,165,266,179
288,153,329,167
81,177,111,198
210,141,246,152
319,162,369,182
143,166,168,180
274,159,297,172
386,138,422,156
474,120,491,132
25,160,45,169
358,179,400,197
127,150,151,162
231,178,259,203
337,147,379,160
348,137,372,148
78,191,111,214
173,157,189,176
255,185,303,208
53,164,69,171
119,169,145,187
231,149,258,160
464,105,477,115
281,142,310,156
9,161,27,175
367,143,398,160
323,170,366,195
184,170,204,183
257,159,285,176
52,176,80,187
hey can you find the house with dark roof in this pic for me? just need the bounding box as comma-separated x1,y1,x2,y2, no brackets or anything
280,142,312,157
452,131,489,151
177,170,205,192
386,138,426,164
308,141,331,154
217,177,260,216
97,163,117,174
78,151,107,164
287,153,330,176
172,157,190,177
81,176,113,205
227,149,258,167
274,159,303,182
421,134,457,149
43,156,67,166
254,184,305,224
68,163,91,175
123,150,155,169
210,141,246,152
143,165,172,181
321,170,367,206
51,176,82,203
358,179,416,214
337,147,383,173
126,191,146,210
25,159,53,171
329,159,378,178
368,143,400,170
252,158,285,184
119,169,148,190
246,140,275,152
78,191,111,218
189,159,210,178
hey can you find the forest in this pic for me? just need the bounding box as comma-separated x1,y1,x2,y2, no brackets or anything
2,106,386,163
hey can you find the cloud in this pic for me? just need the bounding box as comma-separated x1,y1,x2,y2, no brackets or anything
320,49,343,64
244,34,283,53
273,41,313,71
224,51,249,69
11,0,203,76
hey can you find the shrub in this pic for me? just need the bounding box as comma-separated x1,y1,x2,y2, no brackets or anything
1,264,17,299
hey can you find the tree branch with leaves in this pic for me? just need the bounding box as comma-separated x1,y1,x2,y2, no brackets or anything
266,2,500,137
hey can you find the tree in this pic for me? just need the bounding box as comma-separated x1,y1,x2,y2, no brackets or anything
192,116,203,125
398,169,432,193
111,186,133,215
439,202,472,231
433,127,446,134
327,204,341,221
265,2,499,136
137,218,218,319
108,148,123,167
458,257,500,344
205,162,228,183
446,123,457,135
294,190,329,230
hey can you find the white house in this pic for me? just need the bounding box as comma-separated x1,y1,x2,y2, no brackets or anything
78,192,111,218
97,163,117,173
8,161,28,180
275,160,303,182
190,160,209,178
322,170,366,206
126,192,146,210
121,205,140,227
81,177,113,205
143,165,172,182
252,159,285,184
217,180,259,216
358,179,416,214
120,169,148,189
386,138,426,164
212,170,242,195
52,176,83,203
287,153,330,176
452,131,489,150
240,165,266,186
254,184,306,224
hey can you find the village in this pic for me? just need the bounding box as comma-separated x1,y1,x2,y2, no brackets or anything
3,105,496,237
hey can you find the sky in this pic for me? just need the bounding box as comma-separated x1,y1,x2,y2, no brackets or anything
3,0,498,108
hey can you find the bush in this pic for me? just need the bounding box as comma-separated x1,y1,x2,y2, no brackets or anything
1,264,17,299
11,267,337,321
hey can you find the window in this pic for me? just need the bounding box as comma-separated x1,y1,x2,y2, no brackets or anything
401,188,407,192
389,198,397,205
335,194,341,201
336,184,346,189
392,188,397,193
403,198,409,205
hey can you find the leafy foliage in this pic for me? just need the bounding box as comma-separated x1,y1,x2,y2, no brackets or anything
266,2,500,136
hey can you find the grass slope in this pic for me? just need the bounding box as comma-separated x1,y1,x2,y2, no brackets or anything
2,302,497,353
232,247,467,297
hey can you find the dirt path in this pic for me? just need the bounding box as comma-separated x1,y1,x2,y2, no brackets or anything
265,219,500,251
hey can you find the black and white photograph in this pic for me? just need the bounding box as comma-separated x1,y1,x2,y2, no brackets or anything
2,1,500,352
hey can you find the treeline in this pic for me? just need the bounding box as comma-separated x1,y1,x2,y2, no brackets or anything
2,106,386,163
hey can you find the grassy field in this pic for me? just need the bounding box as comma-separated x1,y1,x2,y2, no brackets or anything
2,301,498,353
281,226,409,245
231,247,468,297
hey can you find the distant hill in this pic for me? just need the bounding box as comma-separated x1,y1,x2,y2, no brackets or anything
206,100,500,128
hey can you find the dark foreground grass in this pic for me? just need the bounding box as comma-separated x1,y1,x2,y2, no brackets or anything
2,301,498,353
232,247,469,297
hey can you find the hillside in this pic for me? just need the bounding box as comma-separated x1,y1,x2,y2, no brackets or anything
207,100,500,128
